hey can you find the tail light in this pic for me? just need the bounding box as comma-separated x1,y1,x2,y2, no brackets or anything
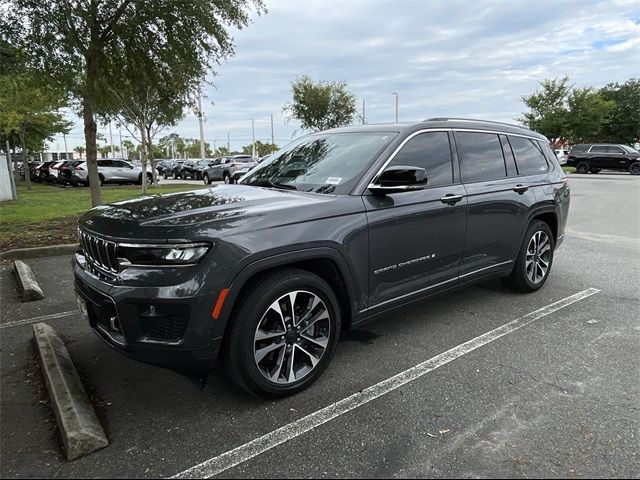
562,176,569,188
75,164,84,170
231,163,243,168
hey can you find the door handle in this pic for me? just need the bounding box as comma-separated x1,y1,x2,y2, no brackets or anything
513,184,529,194
440,194,463,205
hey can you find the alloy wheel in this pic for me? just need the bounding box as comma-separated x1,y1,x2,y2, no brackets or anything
526,231,551,284
253,290,331,385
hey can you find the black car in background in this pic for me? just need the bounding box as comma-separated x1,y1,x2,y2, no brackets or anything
567,143,640,175
75,118,569,397
162,160,186,179
176,160,201,180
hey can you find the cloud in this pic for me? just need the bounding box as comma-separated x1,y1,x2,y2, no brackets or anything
52,0,640,152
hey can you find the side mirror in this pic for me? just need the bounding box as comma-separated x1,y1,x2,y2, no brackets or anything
368,165,427,195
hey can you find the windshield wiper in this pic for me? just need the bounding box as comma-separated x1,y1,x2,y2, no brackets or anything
248,179,297,191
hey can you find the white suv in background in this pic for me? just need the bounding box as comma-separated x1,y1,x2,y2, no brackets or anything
71,158,158,186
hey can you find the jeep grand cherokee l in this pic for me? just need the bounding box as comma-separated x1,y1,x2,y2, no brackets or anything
567,143,640,174
74,118,569,397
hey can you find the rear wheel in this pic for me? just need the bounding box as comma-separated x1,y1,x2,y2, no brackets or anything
503,220,554,293
576,162,590,174
629,162,640,175
98,175,104,186
225,268,341,398
163,171,168,180
223,172,231,184
203,173,210,185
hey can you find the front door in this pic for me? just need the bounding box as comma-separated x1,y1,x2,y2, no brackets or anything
364,131,467,309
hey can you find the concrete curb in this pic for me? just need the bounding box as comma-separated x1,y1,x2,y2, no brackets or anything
33,323,109,461
13,260,44,301
0,243,78,261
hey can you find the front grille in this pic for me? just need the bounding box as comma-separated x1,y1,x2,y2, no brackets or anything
79,229,119,273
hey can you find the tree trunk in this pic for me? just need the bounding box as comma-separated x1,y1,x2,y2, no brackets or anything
19,128,32,190
83,91,102,206
146,125,159,187
139,123,148,195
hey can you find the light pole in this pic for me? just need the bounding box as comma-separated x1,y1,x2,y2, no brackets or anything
197,89,206,161
392,93,399,123
109,121,115,158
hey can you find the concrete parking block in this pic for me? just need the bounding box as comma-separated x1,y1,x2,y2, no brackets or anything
13,260,44,301
0,243,79,261
32,322,108,461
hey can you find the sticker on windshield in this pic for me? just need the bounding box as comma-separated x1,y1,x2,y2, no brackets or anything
326,177,342,185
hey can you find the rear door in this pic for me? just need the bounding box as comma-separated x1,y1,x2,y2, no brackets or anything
365,130,467,308
455,131,537,279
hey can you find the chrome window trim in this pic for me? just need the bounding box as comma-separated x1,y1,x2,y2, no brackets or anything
367,127,547,189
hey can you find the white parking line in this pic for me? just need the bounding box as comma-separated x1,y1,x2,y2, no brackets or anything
0,310,76,330
171,287,600,479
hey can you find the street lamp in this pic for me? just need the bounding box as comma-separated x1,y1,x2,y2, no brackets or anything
392,93,399,123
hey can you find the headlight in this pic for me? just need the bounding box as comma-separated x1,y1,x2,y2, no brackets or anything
117,242,211,267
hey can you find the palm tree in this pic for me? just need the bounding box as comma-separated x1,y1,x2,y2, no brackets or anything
74,145,86,158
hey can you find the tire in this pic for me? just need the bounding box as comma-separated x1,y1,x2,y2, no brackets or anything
503,220,554,293
163,172,168,180
203,173,210,185
223,172,231,184
224,268,341,398
629,162,640,175
98,175,104,186
589,168,601,174
575,162,590,174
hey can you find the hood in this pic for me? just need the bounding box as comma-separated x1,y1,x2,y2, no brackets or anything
79,184,348,241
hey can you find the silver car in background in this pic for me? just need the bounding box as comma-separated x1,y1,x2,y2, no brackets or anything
71,158,158,186
202,155,259,184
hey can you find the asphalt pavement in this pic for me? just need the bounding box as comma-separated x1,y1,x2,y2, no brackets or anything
1,173,638,478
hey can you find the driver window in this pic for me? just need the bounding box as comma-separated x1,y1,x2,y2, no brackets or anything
388,131,453,187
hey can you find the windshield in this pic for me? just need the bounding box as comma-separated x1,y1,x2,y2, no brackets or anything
240,132,396,194
622,145,639,154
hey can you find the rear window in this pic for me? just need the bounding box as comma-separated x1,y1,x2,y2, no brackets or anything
456,132,506,183
509,136,549,175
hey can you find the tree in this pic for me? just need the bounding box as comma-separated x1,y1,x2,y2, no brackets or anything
7,0,265,206
214,146,230,156
520,77,571,142
122,139,135,160
0,73,70,189
74,146,86,157
598,79,640,145
566,87,615,143
285,76,357,132
242,140,278,156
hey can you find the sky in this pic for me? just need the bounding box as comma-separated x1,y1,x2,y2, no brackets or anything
52,0,640,154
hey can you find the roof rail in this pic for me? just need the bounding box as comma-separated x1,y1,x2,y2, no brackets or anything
425,117,526,129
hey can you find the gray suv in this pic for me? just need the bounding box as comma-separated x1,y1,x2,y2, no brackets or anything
74,118,569,397
203,155,258,184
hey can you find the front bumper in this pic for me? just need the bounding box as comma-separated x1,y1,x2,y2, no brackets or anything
74,253,223,373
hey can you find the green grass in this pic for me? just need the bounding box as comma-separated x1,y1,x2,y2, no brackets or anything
0,182,202,251
562,166,576,173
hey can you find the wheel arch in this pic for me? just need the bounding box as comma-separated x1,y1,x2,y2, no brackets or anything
213,247,360,342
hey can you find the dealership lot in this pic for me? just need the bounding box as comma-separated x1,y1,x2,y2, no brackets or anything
1,174,638,478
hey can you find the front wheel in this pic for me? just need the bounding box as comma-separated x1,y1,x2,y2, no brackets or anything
629,162,640,175
203,173,211,185
224,268,341,398
503,220,554,293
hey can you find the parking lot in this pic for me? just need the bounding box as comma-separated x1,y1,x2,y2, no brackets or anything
1,173,638,478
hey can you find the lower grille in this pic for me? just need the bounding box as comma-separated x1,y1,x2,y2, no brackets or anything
78,229,118,273
138,305,190,341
